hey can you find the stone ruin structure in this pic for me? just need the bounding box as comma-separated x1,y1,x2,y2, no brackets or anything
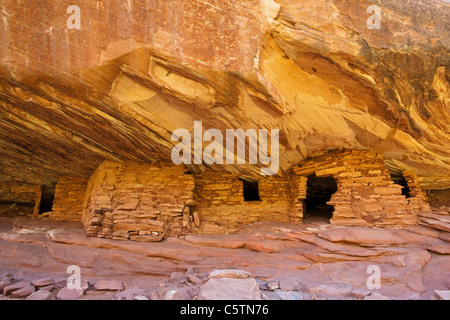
0,148,435,242
0,0,448,245
6,149,422,242
292,150,429,227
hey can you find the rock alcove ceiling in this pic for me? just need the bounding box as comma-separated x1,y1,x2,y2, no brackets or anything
0,0,449,204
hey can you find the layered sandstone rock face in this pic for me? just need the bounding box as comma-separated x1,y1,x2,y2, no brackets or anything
0,1,449,215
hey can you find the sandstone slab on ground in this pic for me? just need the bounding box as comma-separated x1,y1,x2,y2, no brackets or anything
115,288,147,300
39,285,55,291
275,291,305,300
11,285,36,298
165,288,192,300
279,280,301,291
317,228,408,246
32,278,55,288
364,292,389,300
3,281,31,295
27,290,52,300
56,287,84,300
266,281,279,291
305,282,353,297
198,278,262,300
186,275,202,285
0,281,11,292
56,281,89,300
94,280,124,291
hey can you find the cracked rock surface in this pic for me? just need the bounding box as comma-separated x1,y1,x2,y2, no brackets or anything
0,211,448,300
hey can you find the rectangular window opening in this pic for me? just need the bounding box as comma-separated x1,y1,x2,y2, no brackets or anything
240,178,261,202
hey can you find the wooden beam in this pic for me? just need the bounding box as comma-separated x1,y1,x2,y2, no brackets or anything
32,185,43,218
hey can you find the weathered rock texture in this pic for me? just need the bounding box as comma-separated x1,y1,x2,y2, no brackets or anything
0,181,39,205
0,0,448,205
0,181,42,216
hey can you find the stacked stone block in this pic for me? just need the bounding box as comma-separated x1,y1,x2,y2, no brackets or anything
81,161,195,241
287,174,307,224
292,150,419,227
50,176,87,221
402,170,431,212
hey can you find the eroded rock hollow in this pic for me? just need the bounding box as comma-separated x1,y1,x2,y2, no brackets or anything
0,0,450,302
0,1,449,235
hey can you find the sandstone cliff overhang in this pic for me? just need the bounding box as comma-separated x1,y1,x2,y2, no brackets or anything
0,0,449,203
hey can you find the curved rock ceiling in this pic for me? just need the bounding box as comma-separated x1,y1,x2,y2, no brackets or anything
0,0,449,197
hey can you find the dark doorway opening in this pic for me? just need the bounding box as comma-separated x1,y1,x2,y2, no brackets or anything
304,174,337,223
40,186,55,214
393,175,411,198
240,178,261,201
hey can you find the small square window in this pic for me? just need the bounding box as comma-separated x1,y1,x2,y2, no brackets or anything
240,178,261,201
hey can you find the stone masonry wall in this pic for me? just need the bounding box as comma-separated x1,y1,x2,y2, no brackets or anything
402,170,431,212
193,172,292,229
292,150,419,227
50,176,87,221
82,161,195,241
287,173,307,224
